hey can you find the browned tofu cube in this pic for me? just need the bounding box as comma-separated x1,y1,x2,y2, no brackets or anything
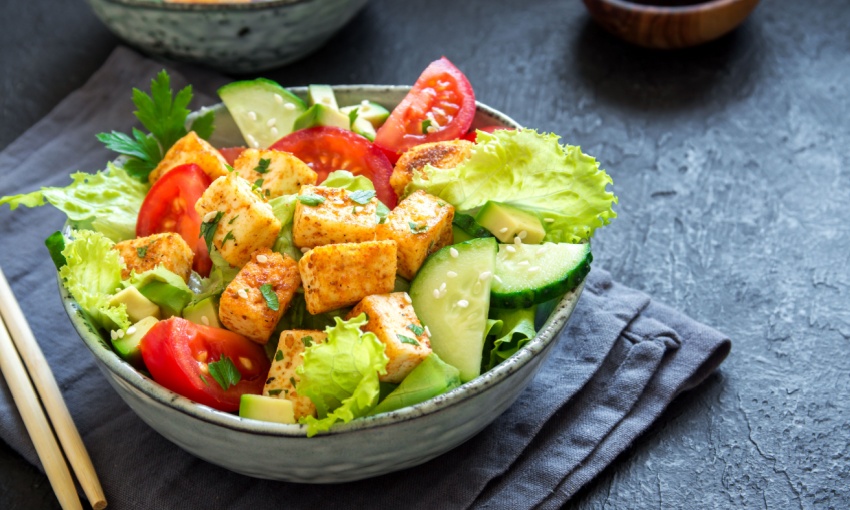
232,149,317,199
194,173,282,267
219,250,301,344
263,330,326,420
113,233,194,282
347,293,431,383
149,131,230,184
292,185,378,248
376,190,454,280
390,139,473,197
298,240,397,315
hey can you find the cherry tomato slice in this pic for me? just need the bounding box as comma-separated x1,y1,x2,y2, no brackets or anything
140,317,270,412
218,147,246,166
136,163,213,277
270,126,397,208
374,57,476,158
461,125,514,142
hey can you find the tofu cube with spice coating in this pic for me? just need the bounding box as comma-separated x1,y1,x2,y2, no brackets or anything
390,139,473,198
148,131,230,184
263,330,326,420
376,190,454,280
195,173,282,268
298,240,397,315
347,293,432,383
292,185,378,248
232,149,318,199
219,249,301,344
113,232,194,282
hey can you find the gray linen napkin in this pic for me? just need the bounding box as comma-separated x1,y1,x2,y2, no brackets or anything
0,47,731,509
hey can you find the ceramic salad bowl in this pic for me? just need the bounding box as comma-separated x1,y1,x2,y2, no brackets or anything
60,87,587,482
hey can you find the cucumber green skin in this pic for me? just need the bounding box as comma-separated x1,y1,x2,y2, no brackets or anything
490,248,592,309
452,213,495,239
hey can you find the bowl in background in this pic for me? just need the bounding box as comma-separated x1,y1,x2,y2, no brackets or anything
84,0,370,73
61,86,588,483
582,0,761,49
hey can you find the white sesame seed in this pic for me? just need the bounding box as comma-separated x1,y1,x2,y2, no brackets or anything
426,125,438,134
126,326,137,336
473,281,482,294
457,299,469,308
274,93,284,104
360,99,370,107
433,289,441,299
110,330,117,340
544,218,555,223
321,97,332,105
201,316,210,326
247,134,259,148
247,111,258,121
449,247,459,258
447,270,458,278
239,357,253,370
518,260,530,267
203,210,219,222
354,206,363,213
514,235,523,245
479,271,492,281
499,227,509,234
237,289,249,299
256,254,268,263
424,326,431,336
439,282,447,291
494,274,503,283
505,245,516,253
116,329,125,339
267,118,277,127
518,230,528,239
301,247,310,254
403,293,412,304
284,103,296,111
528,266,540,273
270,127,279,136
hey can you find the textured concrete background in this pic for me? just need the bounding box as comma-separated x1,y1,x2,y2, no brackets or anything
1,0,848,508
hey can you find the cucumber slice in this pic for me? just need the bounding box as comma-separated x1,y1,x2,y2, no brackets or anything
409,237,497,382
491,242,591,308
341,102,390,128
307,84,339,109
218,78,307,149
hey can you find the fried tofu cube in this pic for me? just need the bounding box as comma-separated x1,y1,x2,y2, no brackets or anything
219,250,301,344
292,185,378,248
376,190,454,280
149,131,230,184
232,149,318,199
390,139,473,197
298,240,397,315
347,293,431,383
194,173,282,267
113,233,194,282
263,330,327,420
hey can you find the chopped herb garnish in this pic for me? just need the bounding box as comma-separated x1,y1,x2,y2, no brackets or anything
254,158,271,174
228,214,239,224
289,376,297,388
199,373,210,386
265,189,271,197
266,377,276,385
260,283,279,311
409,221,427,234
302,335,314,347
268,389,283,396
349,189,376,205
297,194,325,206
275,350,284,362
376,202,390,224
208,355,241,390
408,323,425,336
222,230,235,245
347,107,359,128
200,211,224,252
398,334,420,346
136,245,149,258
253,178,264,189
421,119,432,134
225,163,235,173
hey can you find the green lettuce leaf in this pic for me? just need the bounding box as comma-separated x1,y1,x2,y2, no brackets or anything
268,195,301,261
370,353,461,415
409,129,617,243
296,314,388,436
0,163,148,242
59,230,129,331
483,307,537,372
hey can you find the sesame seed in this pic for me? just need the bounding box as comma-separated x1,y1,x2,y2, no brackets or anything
403,293,412,304
518,260,530,267
447,271,458,278
126,326,137,336
433,289,441,299
267,118,277,127
544,218,555,223
321,97,332,105
518,230,528,239
514,235,523,245
439,282,447,291
247,134,259,148
284,103,296,111
353,206,363,213
449,247,459,258
201,316,210,326
274,94,284,104
494,274,503,283
237,289,249,299
239,357,253,370
300,247,310,254
110,330,117,340
528,266,540,273
457,300,469,308
256,254,268,263
270,127,279,136
203,210,219,223
499,227,509,234
425,326,431,336
505,245,516,253
479,271,492,281
361,99,370,107
247,111,257,121
116,329,125,339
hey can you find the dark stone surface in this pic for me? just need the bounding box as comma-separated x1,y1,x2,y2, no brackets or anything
1,0,848,508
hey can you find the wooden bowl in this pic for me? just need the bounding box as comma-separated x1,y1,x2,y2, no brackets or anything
582,0,760,49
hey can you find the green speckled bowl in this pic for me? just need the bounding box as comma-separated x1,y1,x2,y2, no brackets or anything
61,87,586,482
84,0,370,73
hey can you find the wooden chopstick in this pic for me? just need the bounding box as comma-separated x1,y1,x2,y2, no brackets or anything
0,266,107,510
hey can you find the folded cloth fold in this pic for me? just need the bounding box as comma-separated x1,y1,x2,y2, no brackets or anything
0,46,731,509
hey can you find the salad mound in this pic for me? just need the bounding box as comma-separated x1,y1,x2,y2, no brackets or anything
0,59,617,436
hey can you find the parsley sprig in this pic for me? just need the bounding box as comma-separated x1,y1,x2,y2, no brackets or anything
96,70,214,182
208,355,241,390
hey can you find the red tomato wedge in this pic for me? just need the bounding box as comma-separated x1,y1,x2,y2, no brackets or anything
374,57,476,157
462,125,514,142
136,164,212,276
270,126,397,208
218,147,246,166
140,317,270,412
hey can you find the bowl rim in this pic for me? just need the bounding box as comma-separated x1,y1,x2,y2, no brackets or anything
586,0,754,14
98,0,341,12
60,85,586,439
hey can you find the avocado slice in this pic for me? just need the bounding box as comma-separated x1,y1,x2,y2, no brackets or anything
108,286,161,323
129,266,193,318
293,104,350,131
239,394,296,424
183,297,222,328
112,316,158,369
475,201,546,244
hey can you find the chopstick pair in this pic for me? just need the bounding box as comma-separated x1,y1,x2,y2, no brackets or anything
0,266,106,510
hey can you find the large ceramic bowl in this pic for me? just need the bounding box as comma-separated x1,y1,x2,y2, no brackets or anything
84,0,370,73
60,86,586,483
